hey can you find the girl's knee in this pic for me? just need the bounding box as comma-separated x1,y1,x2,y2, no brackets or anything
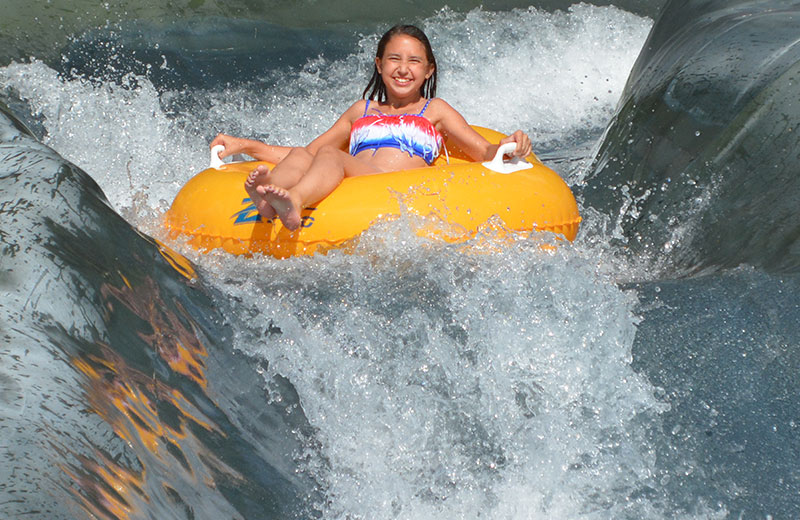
286,146,312,161
315,144,343,158
312,145,346,180
314,145,346,167
276,147,313,172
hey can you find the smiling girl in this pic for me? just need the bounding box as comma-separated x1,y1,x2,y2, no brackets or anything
211,24,532,230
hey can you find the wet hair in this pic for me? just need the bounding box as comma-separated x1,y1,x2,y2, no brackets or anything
362,24,438,102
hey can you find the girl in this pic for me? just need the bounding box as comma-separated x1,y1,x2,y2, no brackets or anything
211,24,532,230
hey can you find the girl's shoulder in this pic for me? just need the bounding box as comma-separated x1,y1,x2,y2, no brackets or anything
344,99,370,119
425,98,458,116
424,98,464,125
352,98,369,110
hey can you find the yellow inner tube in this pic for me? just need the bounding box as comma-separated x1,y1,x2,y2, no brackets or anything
164,127,581,258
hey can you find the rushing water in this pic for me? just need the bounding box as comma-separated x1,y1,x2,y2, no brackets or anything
2,1,798,519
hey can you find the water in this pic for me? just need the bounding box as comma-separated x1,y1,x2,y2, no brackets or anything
2,1,798,518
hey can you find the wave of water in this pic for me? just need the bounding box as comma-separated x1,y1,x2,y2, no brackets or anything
0,5,650,220
0,0,664,68
207,224,672,518
2,1,798,518
581,0,800,275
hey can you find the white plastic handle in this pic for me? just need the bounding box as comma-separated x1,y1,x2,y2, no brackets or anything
210,144,226,169
482,142,533,174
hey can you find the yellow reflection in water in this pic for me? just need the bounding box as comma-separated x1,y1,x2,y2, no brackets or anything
61,273,234,519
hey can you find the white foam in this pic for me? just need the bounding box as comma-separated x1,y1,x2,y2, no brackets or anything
424,5,652,149
0,60,206,218
215,221,670,518
0,4,651,223
3,7,703,517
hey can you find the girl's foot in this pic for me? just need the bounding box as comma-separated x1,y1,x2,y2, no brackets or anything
244,165,277,220
259,184,302,231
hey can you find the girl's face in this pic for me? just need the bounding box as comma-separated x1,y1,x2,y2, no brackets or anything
376,34,434,101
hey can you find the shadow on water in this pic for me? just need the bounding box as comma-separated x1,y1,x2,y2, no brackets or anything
579,1,800,516
1,0,667,90
629,270,800,518
581,0,800,275
0,106,320,518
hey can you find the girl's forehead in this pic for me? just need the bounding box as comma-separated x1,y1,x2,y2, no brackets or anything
383,34,427,56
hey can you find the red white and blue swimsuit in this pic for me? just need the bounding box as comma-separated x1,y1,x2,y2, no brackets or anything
349,99,443,165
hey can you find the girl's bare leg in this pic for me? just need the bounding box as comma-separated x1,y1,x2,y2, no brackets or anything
267,147,313,188
259,145,380,230
244,147,313,220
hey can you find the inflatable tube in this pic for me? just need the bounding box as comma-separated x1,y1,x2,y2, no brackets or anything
164,127,581,258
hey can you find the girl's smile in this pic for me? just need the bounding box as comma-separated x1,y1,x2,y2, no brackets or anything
375,34,434,103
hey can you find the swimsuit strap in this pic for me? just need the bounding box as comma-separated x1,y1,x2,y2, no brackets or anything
363,99,371,116
417,98,433,116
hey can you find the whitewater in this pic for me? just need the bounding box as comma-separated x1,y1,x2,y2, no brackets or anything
2,1,798,518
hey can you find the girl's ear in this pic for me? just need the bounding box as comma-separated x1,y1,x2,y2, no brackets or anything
375,57,382,74
425,64,435,79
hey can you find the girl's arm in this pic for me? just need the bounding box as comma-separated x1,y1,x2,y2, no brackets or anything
209,100,366,160
432,99,532,161
210,100,364,162
210,134,293,163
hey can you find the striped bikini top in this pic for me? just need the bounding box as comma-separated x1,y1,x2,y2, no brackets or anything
349,98,443,165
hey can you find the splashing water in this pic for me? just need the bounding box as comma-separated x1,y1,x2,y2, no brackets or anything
3,5,729,519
